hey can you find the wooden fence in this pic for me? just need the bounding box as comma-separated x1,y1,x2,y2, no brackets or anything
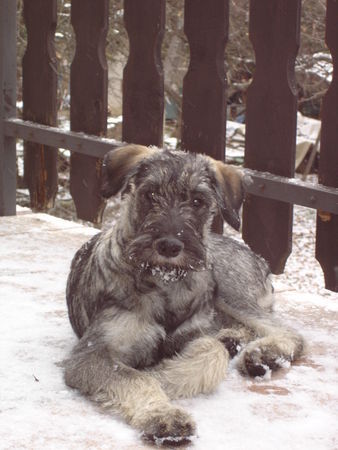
0,0,337,292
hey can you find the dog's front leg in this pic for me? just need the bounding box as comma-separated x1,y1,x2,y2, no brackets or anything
149,336,229,400
64,313,196,446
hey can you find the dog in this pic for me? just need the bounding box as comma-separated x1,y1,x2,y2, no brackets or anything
64,145,304,446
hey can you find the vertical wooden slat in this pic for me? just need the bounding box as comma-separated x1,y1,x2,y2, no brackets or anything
70,0,108,223
181,0,229,233
0,0,17,216
122,0,165,147
242,0,301,273
23,0,58,211
316,0,338,292
181,0,228,161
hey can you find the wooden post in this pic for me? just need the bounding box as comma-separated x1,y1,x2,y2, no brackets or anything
23,0,58,211
181,0,229,232
243,0,301,273
123,0,165,147
70,0,108,224
0,0,17,216
316,0,338,292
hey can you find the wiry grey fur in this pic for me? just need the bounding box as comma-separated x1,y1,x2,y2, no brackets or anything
64,145,304,446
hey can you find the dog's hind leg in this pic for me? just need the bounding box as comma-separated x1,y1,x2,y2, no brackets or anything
216,299,305,377
149,336,229,400
64,339,196,446
234,317,305,377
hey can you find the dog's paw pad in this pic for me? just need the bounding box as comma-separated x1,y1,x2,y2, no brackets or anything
244,360,271,378
141,409,196,447
242,348,292,378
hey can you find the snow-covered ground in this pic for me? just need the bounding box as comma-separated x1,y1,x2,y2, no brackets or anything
1,207,337,450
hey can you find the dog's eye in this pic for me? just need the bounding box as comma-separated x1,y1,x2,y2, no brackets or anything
192,197,204,208
144,191,156,202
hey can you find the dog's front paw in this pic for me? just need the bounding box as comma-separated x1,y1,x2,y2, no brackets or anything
238,335,304,378
141,407,196,447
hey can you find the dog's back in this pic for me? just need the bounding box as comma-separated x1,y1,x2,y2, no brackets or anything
66,233,102,338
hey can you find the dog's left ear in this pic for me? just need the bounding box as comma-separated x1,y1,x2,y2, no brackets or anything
209,159,244,231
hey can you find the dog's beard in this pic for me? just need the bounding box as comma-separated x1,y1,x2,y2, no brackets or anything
141,263,188,283
125,233,207,284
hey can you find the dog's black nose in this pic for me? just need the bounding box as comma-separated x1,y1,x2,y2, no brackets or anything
155,237,184,258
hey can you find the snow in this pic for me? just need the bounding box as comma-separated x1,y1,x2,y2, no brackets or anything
1,207,338,450
150,266,188,283
107,115,123,126
308,52,333,83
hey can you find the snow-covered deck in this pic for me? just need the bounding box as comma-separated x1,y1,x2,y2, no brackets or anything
1,208,337,450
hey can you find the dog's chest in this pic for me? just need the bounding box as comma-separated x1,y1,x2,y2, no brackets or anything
158,271,215,332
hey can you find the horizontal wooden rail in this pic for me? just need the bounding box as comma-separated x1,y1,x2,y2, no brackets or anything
243,169,338,214
4,118,121,158
4,118,123,158
4,118,338,214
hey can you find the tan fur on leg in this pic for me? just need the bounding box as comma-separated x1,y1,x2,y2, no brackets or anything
215,327,253,343
215,327,253,357
149,336,229,399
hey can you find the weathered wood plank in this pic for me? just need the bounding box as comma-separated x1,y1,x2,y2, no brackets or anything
22,0,58,211
243,169,338,215
0,0,17,216
70,0,108,224
4,119,121,158
181,0,228,160
315,0,338,292
242,0,301,273
122,0,165,146
181,0,229,232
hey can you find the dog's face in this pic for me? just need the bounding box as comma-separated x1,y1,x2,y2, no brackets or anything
101,145,243,283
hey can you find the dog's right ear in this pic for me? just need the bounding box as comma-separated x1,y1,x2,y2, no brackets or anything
208,158,244,231
101,144,157,198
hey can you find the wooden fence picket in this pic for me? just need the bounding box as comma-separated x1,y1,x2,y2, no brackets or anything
70,0,108,224
123,0,165,147
0,0,16,216
22,0,58,211
242,0,301,274
181,0,228,161
181,0,229,232
315,0,338,292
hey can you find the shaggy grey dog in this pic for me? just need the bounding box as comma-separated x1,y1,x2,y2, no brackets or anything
64,145,304,446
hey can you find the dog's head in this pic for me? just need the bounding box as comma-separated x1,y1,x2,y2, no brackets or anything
101,145,244,283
